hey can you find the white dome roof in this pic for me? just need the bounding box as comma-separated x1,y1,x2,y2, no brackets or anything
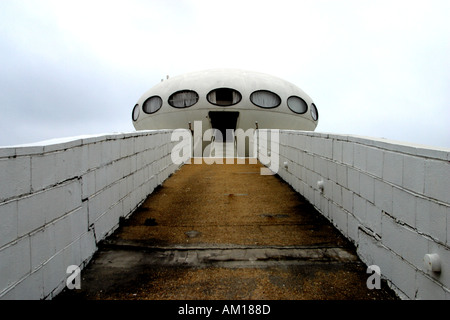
132,68,318,132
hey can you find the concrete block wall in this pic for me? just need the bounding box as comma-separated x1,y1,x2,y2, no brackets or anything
0,130,180,299
258,130,450,299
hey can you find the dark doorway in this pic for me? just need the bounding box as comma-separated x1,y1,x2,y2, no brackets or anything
208,111,239,143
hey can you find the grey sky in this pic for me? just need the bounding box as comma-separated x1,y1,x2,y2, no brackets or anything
1,0,449,148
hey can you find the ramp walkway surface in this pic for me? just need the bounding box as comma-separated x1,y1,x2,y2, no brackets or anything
57,160,398,300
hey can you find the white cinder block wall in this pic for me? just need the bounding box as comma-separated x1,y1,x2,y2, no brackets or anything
0,130,181,299
258,130,450,300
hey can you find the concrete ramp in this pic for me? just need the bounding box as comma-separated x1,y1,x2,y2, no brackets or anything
56,161,398,300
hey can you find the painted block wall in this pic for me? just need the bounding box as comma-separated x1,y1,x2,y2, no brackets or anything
0,130,181,299
258,130,450,300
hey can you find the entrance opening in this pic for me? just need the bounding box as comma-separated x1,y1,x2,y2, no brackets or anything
208,111,239,142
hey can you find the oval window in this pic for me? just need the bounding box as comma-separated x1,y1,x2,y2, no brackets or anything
132,104,140,121
168,90,199,108
207,88,242,106
250,90,281,108
310,103,319,121
287,96,308,114
143,96,162,114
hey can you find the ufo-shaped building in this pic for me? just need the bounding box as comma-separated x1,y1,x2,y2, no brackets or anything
132,69,318,157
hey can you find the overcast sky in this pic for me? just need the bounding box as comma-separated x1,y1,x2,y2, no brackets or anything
1,0,449,148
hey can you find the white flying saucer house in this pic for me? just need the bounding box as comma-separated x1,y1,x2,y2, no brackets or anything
132,69,318,157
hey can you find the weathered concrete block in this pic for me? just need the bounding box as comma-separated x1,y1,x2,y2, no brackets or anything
121,193,133,218
60,181,82,220
382,151,403,186
94,165,108,193
392,187,416,227
42,249,66,298
0,200,18,248
416,198,448,243
366,146,383,178
99,140,114,165
332,139,343,163
30,201,87,270
313,156,328,178
359,173,375,204
30,226,56,272
279,132,288,147
318,193,330,218
402,155,425,194
415,272,448,300
79,228,97,264
293,134,307,151
448,209,450,247
426,241,450,289
424,159,450,204
129,154,138,174
389,252,417,299
31,148,85,191
105,161,124,190
357,228,414,298
374,179,393,215
323,138,333,160
120,137,134,159
81,170,96,200
0,156,31,201
332,203,348,235
0,147,17,158
87,142,104,169
366,202,382,236
303,135,312,153
30,153,57,191
312,138,332,159
353,144,367,171
133,167,146,190
107,139,122,162
294,147,303,166
18,180,82,237
56,180,82,223
381,215,427,268
342,187,353,213
342,142,354,166
17,192,46,237
87,184,116,224
346,213,359,244
54,206,88,254
357,227,388,271
0,237,31,294
61,240,82,278
122,155,133,178
286,133,295,152
291,162,301,181
353,193,367,223
93,205,119,242
306,169,319,194
313,189,322,212
347,167,360,195
331,181,342,205
146,134,159,152
302,153,313,171
327,160,337,182
0,268,43,300
336,163,348,189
